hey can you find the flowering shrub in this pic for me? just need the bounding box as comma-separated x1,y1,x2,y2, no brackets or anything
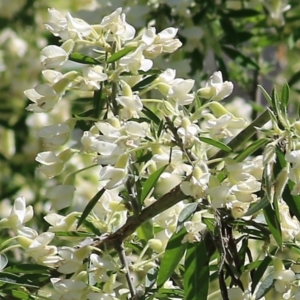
2,2,300,300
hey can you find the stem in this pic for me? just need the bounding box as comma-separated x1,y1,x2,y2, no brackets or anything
95,183,188,248
1,244,21,253
93,86,103,119
0,236,20,251
114,242,136,298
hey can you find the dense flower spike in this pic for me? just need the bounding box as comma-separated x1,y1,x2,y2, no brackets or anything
0,4,298,300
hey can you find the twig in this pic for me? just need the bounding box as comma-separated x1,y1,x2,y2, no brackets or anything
94,183,188,249
114,242,136,298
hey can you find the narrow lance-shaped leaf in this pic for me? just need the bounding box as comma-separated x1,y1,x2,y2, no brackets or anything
263,202,282,247
137,221,154,244
132,75,158,92
157,228,187,288
235,138,268,162
141,165,168,203
184,240,210,300
280,82,290,113
142,106,161,125
69,53,101,64
77,188,106,229
199,137,232,152
176,202,198,233
251,248,278,294
107,46,136,63
276,148,300,221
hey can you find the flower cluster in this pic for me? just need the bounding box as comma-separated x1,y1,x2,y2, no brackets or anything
2,5,300,300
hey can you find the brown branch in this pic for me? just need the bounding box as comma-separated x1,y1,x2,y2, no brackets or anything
94,183,187,249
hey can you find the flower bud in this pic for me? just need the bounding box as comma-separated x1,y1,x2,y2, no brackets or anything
197,86,216,99
262,142,276,166
17,236,32,248
274,168,288,198
121,80,133,97
208,101,229,117
148,238,163,253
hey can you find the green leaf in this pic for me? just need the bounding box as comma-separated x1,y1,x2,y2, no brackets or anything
11,290,32,299
277,148,300,221
155,288,185,298
258,85,272,106
141,165,168,202
157,228,187,288
54,231,95,237
263,203,282,247
0,272,38,288
107,46,136,63
145,268,158,290
176,202,198,232
251,248,277,294
132,75,158,92
77,188,106,229
280,82,290,110
184,241,209,300
245,195,269,216
4,264,50,274
199,137,232,152
137,221,154,243
224,8,260,18
271,88,281,121
69,53,101,64
222,45,259,70
285,243,300,255
255,273,274,300
142,106,161,125
235,138,268,162
120,69,162,76
288,70,300,87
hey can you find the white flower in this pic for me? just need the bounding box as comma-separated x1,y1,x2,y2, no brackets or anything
46,185,76,210
44,212,78,232
0,197,37,239
95,140,124,165
90,253,117,283
35,149,73,178
262,0,291,26
25,71,77,113
119,44,153,73
177,117,200,146
99,166,127,190
0,196,32,228
38,122,72,147
273,258,295,294
167,78,195,105
181,165,210,199
278,203,300,241
65,12,92,40
142,27,182,58
58,246,91,274
44,8,92,40
18,232,61,266
41,39,74,68
182,211,207,243
80,65,108,90
100,7,135,41
197,71,233,101
50,278,88,299
24,84,60,113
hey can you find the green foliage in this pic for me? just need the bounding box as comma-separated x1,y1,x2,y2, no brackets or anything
3,0,300,299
